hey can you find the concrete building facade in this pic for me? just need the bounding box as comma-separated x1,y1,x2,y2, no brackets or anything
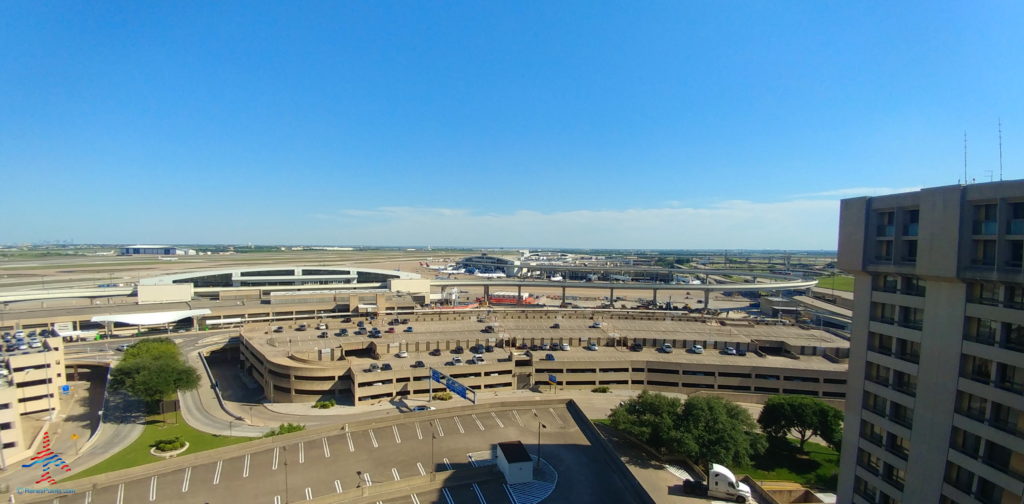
837,181,1024,504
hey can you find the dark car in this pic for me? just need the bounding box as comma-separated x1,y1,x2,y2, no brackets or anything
412,360,426,368
296,324,308,331
404,326,414,333
545,353,556,361
342,317,352,323
429,348,442,356
357,321,365,328
630,343,643,352
550,323,560,329
517,343,528,350
336,329,349,336
529,344,539,351
381,363,393,371
482,326,495,334
736,349,747,356
400,318,410,324
452,346,464,354
318,332,328,338
484,345,494,353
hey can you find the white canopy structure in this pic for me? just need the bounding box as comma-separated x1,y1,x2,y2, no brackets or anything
91,309,211,326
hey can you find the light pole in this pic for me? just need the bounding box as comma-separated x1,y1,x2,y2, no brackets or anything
533,411,546,469
430,420,436,480
283,445,290,504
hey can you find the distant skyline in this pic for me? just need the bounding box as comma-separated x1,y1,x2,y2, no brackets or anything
2,2,1022,248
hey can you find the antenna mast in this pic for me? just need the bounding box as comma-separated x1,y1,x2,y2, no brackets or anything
964,131,968,184
999,119,1004,181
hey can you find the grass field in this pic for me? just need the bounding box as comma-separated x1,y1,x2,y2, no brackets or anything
816,275,854,292
736,439,840,491
62,415,251,481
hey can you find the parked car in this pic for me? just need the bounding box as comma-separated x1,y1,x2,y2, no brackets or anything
690,344,704,354
630,343,643,352
452,356,464,365
115,343,131,352
411,405,436,412
336,329,348,336
586,343,598,351
736,349,747,356
396,351,408,358
317,332,328,338
316,323,327,330
404,326,414,333
412,360,426,368
342,317,352,323
429,348,442,356
545,353,556,361
529,344,539,351
296,324,308,331
381,363,393,371
386,327,396,333
590,321,603,328
484,345,494,353
661,343,674,353
473,354,485,363
541,343,550,351
273,326,284,333
723,346,737,355
560,343,570,351
550,323,560,329
369,363,381,372
452,346,464,354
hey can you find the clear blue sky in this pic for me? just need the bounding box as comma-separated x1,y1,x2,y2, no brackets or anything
2,2,1022,249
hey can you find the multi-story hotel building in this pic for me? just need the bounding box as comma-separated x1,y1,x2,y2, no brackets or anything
837,182,1024,503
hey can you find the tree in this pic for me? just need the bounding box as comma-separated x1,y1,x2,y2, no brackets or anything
608,390,684,453
676,395,766,470
109,338,200,406
758,395,844,451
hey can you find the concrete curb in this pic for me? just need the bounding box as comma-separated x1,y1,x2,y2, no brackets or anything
565,402,655,504
196,351,245,421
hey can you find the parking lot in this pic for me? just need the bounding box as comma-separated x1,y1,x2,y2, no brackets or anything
45,404,641,504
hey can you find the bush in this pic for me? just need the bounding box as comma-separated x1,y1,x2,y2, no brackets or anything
153,436,185,452
431,391,453,401
591,386,611,393
262,423,306,438
312,399,336,409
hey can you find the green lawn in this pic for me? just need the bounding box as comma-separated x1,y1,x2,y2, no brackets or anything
736,439,840,491
62,415,252,481
816,275,854,292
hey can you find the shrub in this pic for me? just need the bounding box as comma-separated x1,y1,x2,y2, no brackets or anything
312,399,336,409
431,391,453,401
153,436,185,452
591,386,611,393
263,423,306,438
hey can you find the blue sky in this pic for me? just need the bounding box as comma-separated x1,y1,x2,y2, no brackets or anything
2,2,1022,249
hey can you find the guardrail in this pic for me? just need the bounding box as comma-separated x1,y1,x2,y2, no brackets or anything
195,351,245,421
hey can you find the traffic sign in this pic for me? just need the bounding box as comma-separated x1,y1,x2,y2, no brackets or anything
60,385,70,395
430,369,445,384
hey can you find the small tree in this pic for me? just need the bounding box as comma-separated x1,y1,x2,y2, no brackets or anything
110,338,200,408
758,395,844,451
609,390,684,452
676,395,765,470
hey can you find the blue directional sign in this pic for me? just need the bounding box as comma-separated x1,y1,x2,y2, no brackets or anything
61,385,71,395
431,369,445,384
446,377,469,400
548,374,558,384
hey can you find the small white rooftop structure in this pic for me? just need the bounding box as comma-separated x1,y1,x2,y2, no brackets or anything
496,441,533,484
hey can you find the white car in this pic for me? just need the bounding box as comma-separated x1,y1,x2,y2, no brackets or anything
690,344,704,354
473,354,485,363
452,356,464,365
586,343,598,351
661,343,674,353
28,341,42,349
316,323,327,330
396,351,409,358
560,343,570,351
723,346,737,355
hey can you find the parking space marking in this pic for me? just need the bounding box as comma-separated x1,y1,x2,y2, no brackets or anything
299,441,305,464
512,410,524,427
472,414,485,431
273,497,281,504
417,462,426,476
415,422,423,440
322,437,331,458
304,487,312,500
443,457,453,470
392,467,401,480
363,472,372,487
549,408,565,425
243,453,251,477
214,460,223,484
393,425,402,444
115,484,124,504
84,491,92,504
503,484,520,504
411,493,421,504
453,416,465,434
434,420,444,437
182,467,192,492
347,432,355,452
334,480,343,493
442,488,454,504
491,412,504,428
273,447,280,470
148,476,157,502
472,483,487,503
369,429,379,448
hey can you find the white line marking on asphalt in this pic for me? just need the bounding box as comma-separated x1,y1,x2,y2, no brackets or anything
435,420,444,437
417,462,426,476
84,491,92,504
393,424,402,444
411,494,421,504
272,447,280,470
273,496,281,504
512,410,524,427
491,412,504,428
182,467,192,492
453,416,465,434
347,432,354,452
334,479,343,493
214,460,223,484
442,488,454,504
549,407,564,425
443,457,452,470
149,476,157,502
472,414,485,431
369,429,379,448
243,453,251,478
392,467,401,480
322,437,331,458
472,483,486,503
299,441,305,464
503,483,520,504
115,484,124,504
304,487,312,500
415,422,422,440
363,472,372,487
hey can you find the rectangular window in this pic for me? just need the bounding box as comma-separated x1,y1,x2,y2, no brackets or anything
892,370,916,396
949,426,982,458
955,391,988,421
903,209,919,236
876,211,895,237
944,462,975,493
965,317,998,345
871,302,897,325
856,448,881,475
995,362,1024,394
960,354,993,384
863,391,888,416
973,203,998,235
894,338,920,364
968,282,1001,306
865,362,891,387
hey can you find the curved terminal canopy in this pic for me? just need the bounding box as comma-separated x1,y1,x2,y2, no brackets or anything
91,308,212,326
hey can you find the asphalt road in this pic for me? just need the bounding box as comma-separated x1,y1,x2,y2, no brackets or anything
40,404,640,504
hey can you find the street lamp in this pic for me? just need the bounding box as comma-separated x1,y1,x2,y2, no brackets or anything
430,420,437,480
533,411,546,469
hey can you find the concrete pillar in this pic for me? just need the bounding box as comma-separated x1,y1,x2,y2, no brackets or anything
517,285,523,306
652,290,658,304
561,286,566,303
703,291,711,310
483,285,490,304
610,288,615,305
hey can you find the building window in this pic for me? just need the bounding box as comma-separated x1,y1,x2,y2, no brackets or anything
882,463,906,491
960,354,993,384
955,391,988,422
968,282,1001,306
1002,323,1024,352
853,475,878,502
950,427,983,458
885,433,910,459
859,419,885,446
862,391,888,416
1005,284,1024,309
876,211,895,237
944,462,975,493
867,332,893,356
1008,202,1024,234
901,276,926,296
856,448,881,475
897,306,923,330
892,370,916,397
871,302,897,325
873,275,899,293
894,338,920,364
974,477,1008,504
875,240,893,262
989,402,1022,437
973,203,998,235
889,402,913,428
995,362,1024,394
903,209,919,236
865,362,891,387
900,240,918,263
964,317,998,345
1008,240,1024,269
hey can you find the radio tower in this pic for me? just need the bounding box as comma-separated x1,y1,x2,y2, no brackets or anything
999,119,1004,181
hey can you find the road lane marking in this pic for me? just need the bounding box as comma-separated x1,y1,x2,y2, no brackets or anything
273,447,280,470
417,462,426,476
214,460,223,484
434,420,444,437
363,472,372,487
491,412,504,428
243,453,251,478
415,422,422,440
334,480,343,493
512,410,524,427
149,476,157,502
472,414,485,431
549,407,564,425
369,429,379,448
392,467,401,480
115,484,124,504
322,437,331,458
304,488,312,500
299,441,305,464
182,467,192,492
411,493,421,504
453,416,465,434
346,433,354,452
274,496,281,504
442,488,454,504
393,425,402,444
472,483,486,504
503,484,520,504
443,457,452,470
84,491,92,504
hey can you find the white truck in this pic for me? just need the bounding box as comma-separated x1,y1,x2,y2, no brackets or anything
681,464,753,503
